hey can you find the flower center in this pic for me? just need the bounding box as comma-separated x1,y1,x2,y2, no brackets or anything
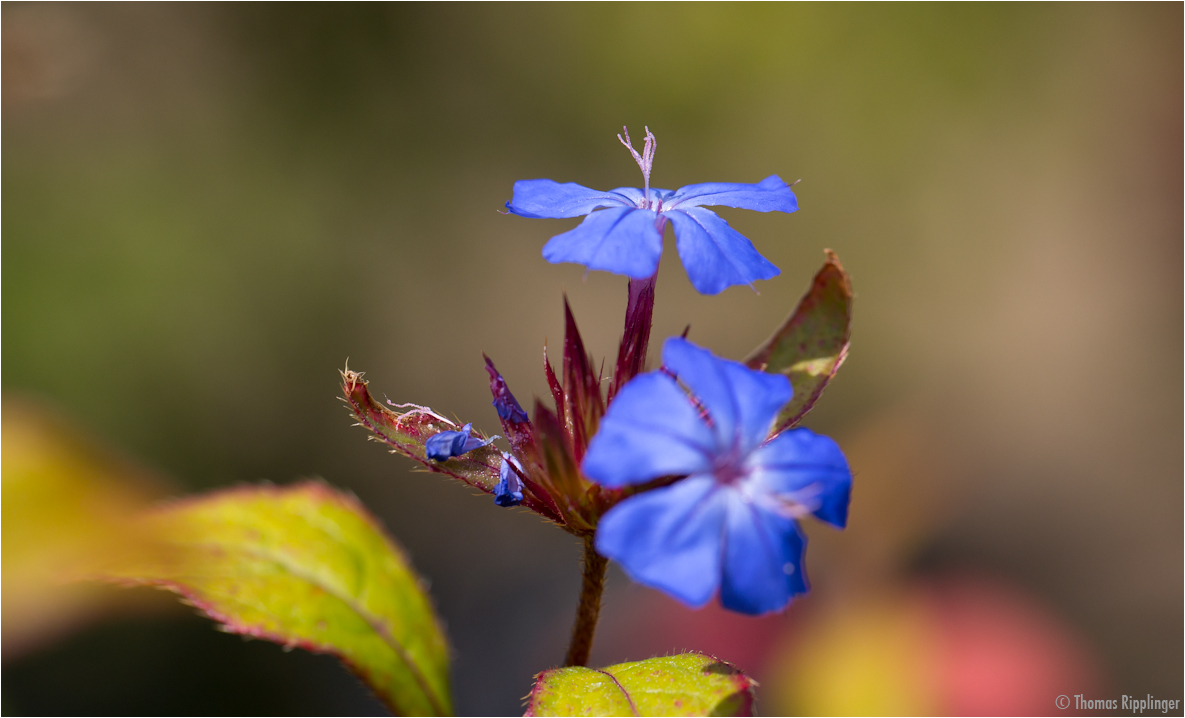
711,444,751,486
618,125,657,209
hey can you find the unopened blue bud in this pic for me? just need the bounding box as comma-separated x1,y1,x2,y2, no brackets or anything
425,423,497,462
485,355,530,423
494,395,529,423
494,453,524,507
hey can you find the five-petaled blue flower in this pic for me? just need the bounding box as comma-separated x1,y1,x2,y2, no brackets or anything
505,127,799,295
425,423,496,462
581,337,851,615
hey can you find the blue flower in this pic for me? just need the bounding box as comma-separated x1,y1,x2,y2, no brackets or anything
494,453,525,507
425,423,497,462
581,337,851,615
505,127,799,295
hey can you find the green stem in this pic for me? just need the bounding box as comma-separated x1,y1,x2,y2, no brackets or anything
564,536,609,667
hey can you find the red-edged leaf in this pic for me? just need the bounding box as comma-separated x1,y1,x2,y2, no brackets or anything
99,482,452,715
745,250,852,432
544,344,566,431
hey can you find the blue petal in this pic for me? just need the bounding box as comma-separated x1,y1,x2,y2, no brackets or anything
661,337,791,454
666,175,799,213
425,424,468,461
461,431,496,454
595,187,677,206
595,475,727,608
542,207,664,279
505,180,635,219
605,186,651,206
494,454,524,507
424,423,496,462
648,187,676,204
748,428,852,528
582,372,714,487
666,208,780,295
719,499,808,615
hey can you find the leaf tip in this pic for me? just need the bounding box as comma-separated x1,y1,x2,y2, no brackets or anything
820,248,852,297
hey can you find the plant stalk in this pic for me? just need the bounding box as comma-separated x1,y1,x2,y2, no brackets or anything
608,273,658,401
563,536,609,667
563,272,655,667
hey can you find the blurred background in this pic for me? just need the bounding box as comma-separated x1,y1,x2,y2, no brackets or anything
2,4,1181,715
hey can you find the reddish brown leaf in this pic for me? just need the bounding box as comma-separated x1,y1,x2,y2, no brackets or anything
745,250,853,432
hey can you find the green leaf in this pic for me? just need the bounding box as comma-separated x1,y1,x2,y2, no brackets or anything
745,249,853,432
527,653,756,717
101,481,452,716
342,367,501,494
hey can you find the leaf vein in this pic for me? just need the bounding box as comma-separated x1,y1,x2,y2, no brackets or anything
194,540,447,716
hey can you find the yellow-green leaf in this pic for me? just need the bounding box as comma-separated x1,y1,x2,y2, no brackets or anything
526,653,756,717
1,397,169,657
101,481,451,716
745,249,853,431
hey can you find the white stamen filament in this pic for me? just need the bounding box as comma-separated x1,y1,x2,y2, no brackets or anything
618,125,657,208
387,402,456,427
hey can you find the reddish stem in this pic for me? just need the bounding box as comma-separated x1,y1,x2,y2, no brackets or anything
608,273,658,401
563,536,609,667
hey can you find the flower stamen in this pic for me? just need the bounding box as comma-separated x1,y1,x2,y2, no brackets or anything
618,125,657,208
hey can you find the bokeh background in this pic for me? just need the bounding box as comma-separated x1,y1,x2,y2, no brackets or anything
3,3,1181,716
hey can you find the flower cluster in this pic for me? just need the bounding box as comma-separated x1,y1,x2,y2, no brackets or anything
346,126,852,618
